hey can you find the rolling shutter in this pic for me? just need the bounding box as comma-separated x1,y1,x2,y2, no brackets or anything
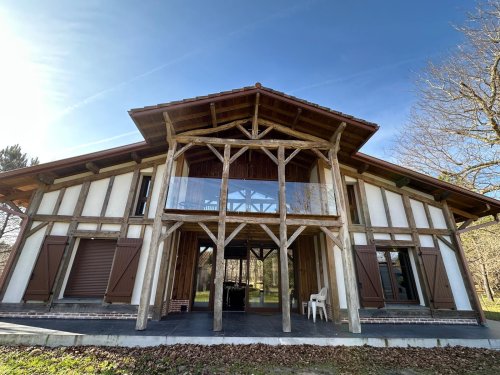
105,238,143,303
23,235,68,301
354,245,385,308
64,239,116,298
419,247,455,309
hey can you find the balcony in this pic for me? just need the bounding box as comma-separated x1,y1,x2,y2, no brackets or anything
165,177,337,216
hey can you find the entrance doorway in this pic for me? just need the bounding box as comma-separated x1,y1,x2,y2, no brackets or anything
192,241,297,312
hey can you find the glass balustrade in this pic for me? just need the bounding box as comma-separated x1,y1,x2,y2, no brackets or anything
165,177,337,215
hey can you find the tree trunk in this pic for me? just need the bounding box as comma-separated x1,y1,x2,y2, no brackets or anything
480,262,494,302
0,213,11,239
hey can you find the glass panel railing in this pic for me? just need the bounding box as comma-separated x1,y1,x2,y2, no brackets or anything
165,177,337,216
165,177,220,211
227,179,279,214
285,181,337,215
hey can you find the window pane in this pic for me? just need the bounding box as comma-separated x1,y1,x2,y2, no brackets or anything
377,251,393,300
193,246,213,308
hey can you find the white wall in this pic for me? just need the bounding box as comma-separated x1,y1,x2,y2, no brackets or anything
37,191,59,215
2,225,46,302
147,165,166,218
81,178,110,216
131,225,163,305
429,205,448,229
385,191,409,227
438,238,472,310
58,185,81,215
364,184,389,227
105,172,133,217
410,199,429,228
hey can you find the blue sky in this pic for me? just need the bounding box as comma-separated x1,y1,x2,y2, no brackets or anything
0,0,475,162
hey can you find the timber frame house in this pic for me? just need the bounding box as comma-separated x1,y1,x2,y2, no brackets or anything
0,84,499,333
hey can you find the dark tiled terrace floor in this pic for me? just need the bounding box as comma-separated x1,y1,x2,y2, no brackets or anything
1,312,499,340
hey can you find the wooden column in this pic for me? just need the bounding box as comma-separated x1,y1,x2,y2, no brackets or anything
152,234,173,320
278,146,291,332
213,144,231,331
328,148,361,333
136,142,176,330
442,201,486,324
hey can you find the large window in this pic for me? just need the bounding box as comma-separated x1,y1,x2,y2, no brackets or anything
376,248,418,303
346,184,361,224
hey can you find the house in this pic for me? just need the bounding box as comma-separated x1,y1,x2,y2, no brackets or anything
0,84,498,334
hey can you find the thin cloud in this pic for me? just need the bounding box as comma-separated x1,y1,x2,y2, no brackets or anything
55,0,318,121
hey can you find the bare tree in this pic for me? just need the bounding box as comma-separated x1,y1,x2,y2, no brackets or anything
394,0,500,196
393,1,500,302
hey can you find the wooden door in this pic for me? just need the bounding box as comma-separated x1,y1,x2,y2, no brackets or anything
419,247,455,309
354,245,385,308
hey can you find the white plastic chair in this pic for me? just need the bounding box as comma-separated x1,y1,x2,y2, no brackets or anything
307,287,328,323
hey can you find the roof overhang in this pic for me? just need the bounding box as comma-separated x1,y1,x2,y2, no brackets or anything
128,84,379,157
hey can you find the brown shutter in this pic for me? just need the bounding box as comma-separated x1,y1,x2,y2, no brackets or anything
354,245,385,308
64,239,116,298
24,235,68,301
419,247,455,309
105,238,143,303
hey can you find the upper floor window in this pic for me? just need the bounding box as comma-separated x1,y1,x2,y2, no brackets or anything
346,183,361,224
134,175,152,216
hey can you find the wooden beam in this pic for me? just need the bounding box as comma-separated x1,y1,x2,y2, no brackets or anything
229,146,248,164
224,223,246,246
174,143,193,160
278,146,291,333
210,102,217,128
159,221,183,242
357,163,369,174
85,162,99,174
311,149,329,164
395,176,410,188
472,203,491,215
136,141,177,331
260,147,278,165
434,190,451,202
319,227,343,249
442,201,487,324
259,223,279,246
236,123,252,139
256,124,274,139
457,218,474,231
450,207,479,221
330,122,347,151
328,143,361,333
175,135,331,150
259,118,329,144
213,144,231,332
198,222,217,244
25,221,48,238
291,107,302,130
457,217,499,234
206,144,224,163
252,92,260,139
37,173,54,185
131,151,142,164
284,149,301,165
177,119,247,137
163,111,176,148
286,225,306,248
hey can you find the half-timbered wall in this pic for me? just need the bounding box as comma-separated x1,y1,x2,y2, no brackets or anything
2,155,169,306
338,164,473,311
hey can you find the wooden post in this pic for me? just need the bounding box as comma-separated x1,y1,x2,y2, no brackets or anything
328,145,361,333
441,201,487,324
152,235,173,320
278,146,291,332
136,142,176,330
213,144,231,331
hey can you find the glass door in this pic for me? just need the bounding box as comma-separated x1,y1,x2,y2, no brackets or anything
247,245,280,311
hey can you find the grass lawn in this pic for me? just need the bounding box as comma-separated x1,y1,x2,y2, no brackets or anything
481,299,500,321
0,344,499,374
